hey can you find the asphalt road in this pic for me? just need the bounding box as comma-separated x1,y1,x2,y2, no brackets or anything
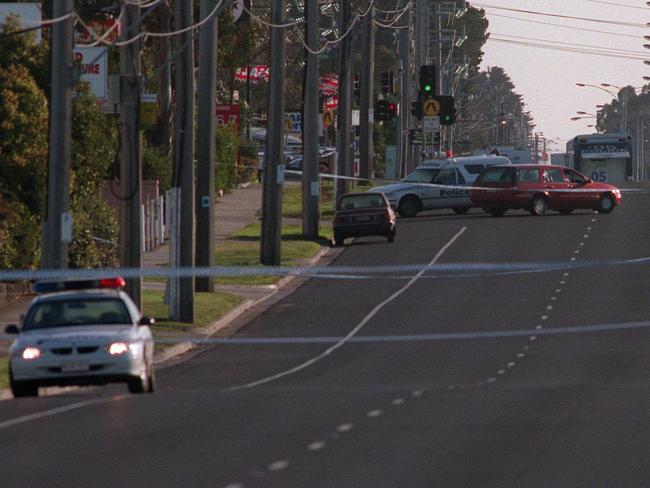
3,189,650,487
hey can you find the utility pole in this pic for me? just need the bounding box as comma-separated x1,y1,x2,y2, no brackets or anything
302,0,320,239
173,0,195,322
42,0,74,270
196,0,218,292
359,0,375,180
119,2,142,308
396,0,411,179
336,0,353,198
261,0,286,265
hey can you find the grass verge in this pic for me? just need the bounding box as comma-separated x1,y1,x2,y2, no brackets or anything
214,223,332,285
143,289,244,334
0,357,8,389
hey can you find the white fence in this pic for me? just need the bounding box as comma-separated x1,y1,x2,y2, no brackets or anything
141,194,167,252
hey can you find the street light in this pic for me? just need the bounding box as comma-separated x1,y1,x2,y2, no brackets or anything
576,82,625,133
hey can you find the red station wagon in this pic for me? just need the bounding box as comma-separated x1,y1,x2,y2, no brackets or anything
470,164,622,217
332,192,396,246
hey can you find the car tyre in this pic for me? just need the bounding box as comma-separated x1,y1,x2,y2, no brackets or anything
487,207,506,217
10,369,38,398
398,196,420,218
558,209,573,215
530,195,548,216
596,193,615,214
452,207,470,215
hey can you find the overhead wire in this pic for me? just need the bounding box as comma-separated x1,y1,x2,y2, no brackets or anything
491,32,650,56
585,0,650,9
487,37,649,61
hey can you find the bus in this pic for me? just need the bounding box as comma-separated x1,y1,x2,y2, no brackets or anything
566,133,633,183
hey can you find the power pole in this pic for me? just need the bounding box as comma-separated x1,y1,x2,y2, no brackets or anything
336,0,353,198
196,0,218,292
359,0,375,180
173,0,195,322
119,2,142,308
396,0,411,179
261,0,286,265
42,0,74,270
302,0,320,239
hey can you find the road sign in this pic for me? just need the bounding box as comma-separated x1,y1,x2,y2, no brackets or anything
422,116,440,132
323,110,334,127
423,98,440,117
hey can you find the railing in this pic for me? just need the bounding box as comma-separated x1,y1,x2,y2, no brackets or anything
141,194,167,252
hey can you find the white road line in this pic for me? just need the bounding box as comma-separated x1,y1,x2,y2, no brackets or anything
0,396,125,430
584,234,589,238
225,228,467,391
563,272,570,277
307,441,326,451
268,460,290,472
546,305,553,310
550,296,557,301
497,369,506,375
523,345,530,351
336,423,354,433
412,390,424,397
536,325,543,330
391,398,405,405
367,409,383,418
556,289,562,293
560,280,566,285
223,483,244,488
541,315,548,320
529,336,537,341
570,257,577,261
487,377,497,383
517,353,525,358
507,362,516,368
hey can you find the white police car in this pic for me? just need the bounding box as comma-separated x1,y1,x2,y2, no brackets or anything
4,277,155,398
369,155,511,218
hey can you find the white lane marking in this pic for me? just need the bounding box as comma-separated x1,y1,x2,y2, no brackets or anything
497,369,506,375
550,296,557,301
336,423,354,433
367,409,383,418
560,280,566,285
225,227,467,391
546,305,554,310
391,398,405,405
570,257,577,262
412,390,424,397
529,336,537,341
224,483,244,488
584,234,589,238
563,272,570,277
517,353,525,358
536,325,543,330
541,315,548,320
587,226,592,230
574,250,580,254
507,362,516,368
268,460,290,472
591,218,597,222
523,345,530,351
487,377,497,383
556,289,562,293
0,396,125,430
308,441,326,451
579,242,585,247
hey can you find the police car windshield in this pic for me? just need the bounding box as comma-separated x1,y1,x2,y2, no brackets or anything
23,298,132,330
403,168,439,183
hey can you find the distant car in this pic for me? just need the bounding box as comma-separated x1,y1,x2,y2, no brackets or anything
4,277,155,398
368,155,511,218
470,164,622,216
332,192,396,246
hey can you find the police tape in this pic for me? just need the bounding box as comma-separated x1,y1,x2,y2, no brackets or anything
0,256,649,282
2,319,648,345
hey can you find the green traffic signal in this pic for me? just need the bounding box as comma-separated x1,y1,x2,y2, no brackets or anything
424,84,432,92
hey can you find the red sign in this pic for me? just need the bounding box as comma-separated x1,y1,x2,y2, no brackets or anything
76,18,122,44
234,65,270,83
216,104,241,129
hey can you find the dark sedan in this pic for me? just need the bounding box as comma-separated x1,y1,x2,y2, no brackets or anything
332,192,397,246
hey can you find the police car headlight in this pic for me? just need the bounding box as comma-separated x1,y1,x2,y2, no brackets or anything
108,342,130,355
21,347,42,360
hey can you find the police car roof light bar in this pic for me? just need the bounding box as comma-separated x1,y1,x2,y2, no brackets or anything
33,277,126,293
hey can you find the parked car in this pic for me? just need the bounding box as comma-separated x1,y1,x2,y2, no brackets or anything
368,155,511,218
332,192,396,246
470,164,622,216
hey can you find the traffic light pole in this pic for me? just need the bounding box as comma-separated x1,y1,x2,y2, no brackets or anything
336,0,352,199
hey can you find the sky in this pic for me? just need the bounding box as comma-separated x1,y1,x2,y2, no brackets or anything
475,0,649,152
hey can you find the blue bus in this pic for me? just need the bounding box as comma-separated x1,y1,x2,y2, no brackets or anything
566,133,633,183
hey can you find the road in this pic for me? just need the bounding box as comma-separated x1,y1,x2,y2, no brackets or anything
2,189,650,487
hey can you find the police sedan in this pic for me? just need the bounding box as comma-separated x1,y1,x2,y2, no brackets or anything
4,278,155,398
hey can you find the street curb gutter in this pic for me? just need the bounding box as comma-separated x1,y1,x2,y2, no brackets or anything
0,245,340,399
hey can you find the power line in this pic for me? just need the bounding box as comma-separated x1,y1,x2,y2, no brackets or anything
488,13,642,39
487,36,648,60
491,33,649,56
472,2,647,28
585,0,650,10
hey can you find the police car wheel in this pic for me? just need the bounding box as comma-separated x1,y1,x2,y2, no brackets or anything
398,196,419,218
10,369,38,398
452,207,470,215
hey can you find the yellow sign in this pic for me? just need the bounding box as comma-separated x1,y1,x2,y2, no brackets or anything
323,110,334,127
423,98,440,117
284,118,293,133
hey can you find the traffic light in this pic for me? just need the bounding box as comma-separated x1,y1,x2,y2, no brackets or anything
387,102,397,120
353,74,360,100
376,99,390,121
380,71,394,94
437,95,457,125
411,100,423,120
419,65,436,97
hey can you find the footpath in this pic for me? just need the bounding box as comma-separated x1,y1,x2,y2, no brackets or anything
0,181,338,398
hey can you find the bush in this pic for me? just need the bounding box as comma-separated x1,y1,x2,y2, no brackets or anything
0,195,40,269
68,197,119,269
215,124,240,191
143,144,172,192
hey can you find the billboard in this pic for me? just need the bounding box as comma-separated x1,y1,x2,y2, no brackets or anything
73,47,108,104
